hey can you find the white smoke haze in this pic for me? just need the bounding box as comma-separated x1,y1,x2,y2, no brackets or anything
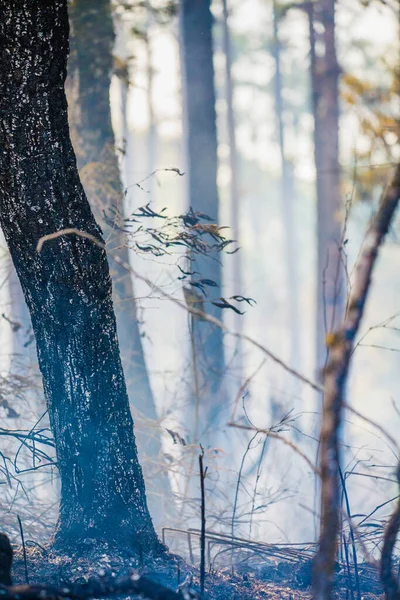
0,0,399,577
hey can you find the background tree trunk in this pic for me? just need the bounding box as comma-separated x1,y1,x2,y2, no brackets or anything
308,0,344,547
68,0,171,522
180,0,225,439
272,0,301,381
145,9,157,203
221,0,243,383
308,0,344,377
69,0,159,450
0,0,159,552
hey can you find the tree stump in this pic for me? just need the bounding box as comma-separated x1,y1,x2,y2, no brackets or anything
0,533,12,586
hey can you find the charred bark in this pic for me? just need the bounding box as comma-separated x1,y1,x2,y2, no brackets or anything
0,0,160,552
0,533,12,586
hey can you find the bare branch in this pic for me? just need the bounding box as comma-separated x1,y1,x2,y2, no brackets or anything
229,361,267,424
343,402,399,451
227,421,319,475
36,229,105,253
113,256,323,394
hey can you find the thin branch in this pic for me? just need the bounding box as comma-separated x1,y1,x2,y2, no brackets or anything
343,402,399,451
17,516,29,584
36,225,321,393
36,229,105,253
229,361,267,424
113,256,323,393
199,447,206,597
227,421,319,475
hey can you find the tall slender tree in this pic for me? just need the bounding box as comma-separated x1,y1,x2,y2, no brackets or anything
145,10,157,201
180,0,225,437
308,0,344,377
221,0,243,382
68,0,171,519
0,0,160,551
272,0,300,377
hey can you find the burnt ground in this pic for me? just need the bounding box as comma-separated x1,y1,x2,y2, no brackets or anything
10,544,384,599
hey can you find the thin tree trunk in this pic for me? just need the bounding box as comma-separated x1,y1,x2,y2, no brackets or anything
308,0,345,377
221,0,242,382
272,0,300,377
180,0,225,435
145,11,157,200
0,0,160,552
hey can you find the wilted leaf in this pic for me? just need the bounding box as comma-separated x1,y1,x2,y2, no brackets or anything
231,295,256,306
199,278,218,287
0,400,19,419
2,314,21,333
166,429,187,446
212,298,244,315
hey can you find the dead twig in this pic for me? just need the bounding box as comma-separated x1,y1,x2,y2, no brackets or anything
36,229,105,253
228,421,319,475
338,467,360,600
231,432,259,571
17,516,28,585
343,402,399,451
199,447,206,597
313,163,400,600
113,256,323,394
229,361,267,424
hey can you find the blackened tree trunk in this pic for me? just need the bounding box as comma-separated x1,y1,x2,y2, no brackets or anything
68,0,171,521
180,0,225,435
308,0,345,377
0,0,160,552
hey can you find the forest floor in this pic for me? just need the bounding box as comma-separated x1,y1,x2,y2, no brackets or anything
11,544,384,599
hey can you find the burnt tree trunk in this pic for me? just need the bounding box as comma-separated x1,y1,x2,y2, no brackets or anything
180,0,225,436
0,0,160,552
0,533,12,586
68,0,171,521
